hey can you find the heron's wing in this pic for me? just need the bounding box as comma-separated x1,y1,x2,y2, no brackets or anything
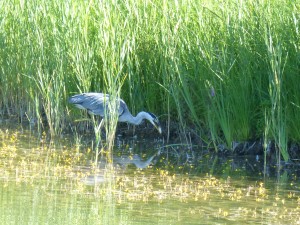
69,93,125,117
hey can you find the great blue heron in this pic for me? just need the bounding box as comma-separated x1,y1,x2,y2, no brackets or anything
68,92,162,134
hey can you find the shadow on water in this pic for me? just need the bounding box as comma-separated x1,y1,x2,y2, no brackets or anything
1,123,300,224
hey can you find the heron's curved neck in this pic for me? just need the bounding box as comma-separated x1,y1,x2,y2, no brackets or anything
130,111,150,125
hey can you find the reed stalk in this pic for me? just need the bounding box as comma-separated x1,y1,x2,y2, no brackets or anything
0,0,299,160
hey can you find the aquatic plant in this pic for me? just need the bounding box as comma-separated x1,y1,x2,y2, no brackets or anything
1,127,300,224
0,0,299,162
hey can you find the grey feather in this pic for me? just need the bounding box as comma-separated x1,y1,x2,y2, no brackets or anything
68,92,162,134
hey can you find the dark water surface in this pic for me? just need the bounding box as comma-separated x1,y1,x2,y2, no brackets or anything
0,125,300,224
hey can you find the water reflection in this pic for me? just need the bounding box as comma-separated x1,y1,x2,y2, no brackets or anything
0,126,300,225
114,151,160,169
81,175,105,185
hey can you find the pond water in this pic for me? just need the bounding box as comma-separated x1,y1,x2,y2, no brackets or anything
0,126,300,224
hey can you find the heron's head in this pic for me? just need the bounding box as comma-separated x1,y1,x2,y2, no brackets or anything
147,112,162,134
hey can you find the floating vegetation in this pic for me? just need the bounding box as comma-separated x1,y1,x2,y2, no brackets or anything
1,128,300,224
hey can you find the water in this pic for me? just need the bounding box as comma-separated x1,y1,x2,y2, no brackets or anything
0,127,300,224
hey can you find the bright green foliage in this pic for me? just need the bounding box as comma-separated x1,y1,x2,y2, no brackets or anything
0,0,299,160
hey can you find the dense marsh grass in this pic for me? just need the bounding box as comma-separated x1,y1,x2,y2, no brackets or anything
0,0,299,160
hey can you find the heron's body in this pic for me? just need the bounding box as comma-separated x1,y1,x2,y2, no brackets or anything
68,92,162,133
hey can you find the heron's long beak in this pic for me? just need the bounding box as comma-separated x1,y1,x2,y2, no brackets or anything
153,121,162,134
157,126,162,134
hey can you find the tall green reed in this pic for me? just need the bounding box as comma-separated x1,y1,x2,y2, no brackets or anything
0,0,299,161
265,32,289,162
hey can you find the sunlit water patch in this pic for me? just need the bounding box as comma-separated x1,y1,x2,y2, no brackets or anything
0,127,300,224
